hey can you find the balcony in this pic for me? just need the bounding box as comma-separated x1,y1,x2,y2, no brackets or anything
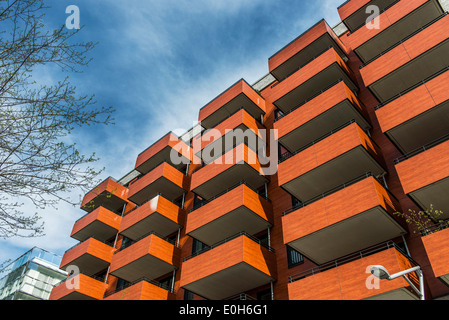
191,143,268,200
269,47,358,114
128,162,186,205
195,108,264,164
109,232,179,283
186,183,273,246
71,207,122,242
360,11,449,103
282,173,405,264
60,238,115,276
104,278,175,300
119,194,182,241
288,242,421,300
80,177,128,214
395,136,449,216
375,66,449,154
50,274,107,300
180,232,276,300
277,121,386,203
135,132,192,175
268,19,348,81
198,79,266,129
274,80,370,153
421,222,449,286
338,0,399,33
349,0,443,62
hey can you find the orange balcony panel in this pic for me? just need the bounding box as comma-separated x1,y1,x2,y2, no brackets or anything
198,79,266,129
109,233,179,283
81,178,128,214
191,144,268,200
71,207,122,242
104,279,175,300
395,139,449,216
268,19,349,81
60,238,114,276
274,80,370,153
128,162,186,205
135,132,194,175
50,274,107,300
375,68,449,154
422,227,449,286
195,109,264,161
278,122,385,203
270,47,357,113
120,195,181,240
282,175,405,264
288,244,421,300
360,10,449,92
186,184,273,246
180,234,276,300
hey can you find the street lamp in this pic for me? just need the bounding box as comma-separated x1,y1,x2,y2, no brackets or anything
370,265,425,300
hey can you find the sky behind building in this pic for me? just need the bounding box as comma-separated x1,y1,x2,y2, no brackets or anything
0,0,342,265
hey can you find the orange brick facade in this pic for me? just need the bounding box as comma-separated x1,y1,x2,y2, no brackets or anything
51,0,449,300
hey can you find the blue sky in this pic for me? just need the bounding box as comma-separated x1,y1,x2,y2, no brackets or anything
0,0,342,265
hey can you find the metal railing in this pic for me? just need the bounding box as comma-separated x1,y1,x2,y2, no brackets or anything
227,293,257,300
360,12,448,69
374,65,449,110
114,231,177,255
189,180,269,213
270,45,336,89
283,172,375,216
103,277,173,298
278,119,356,163
394,132,449,164
64,237,115,254
420,219,449,237
289,241,418,283
274,79,344,122
183,231,275,262
124,192,182,217
54,272,106,288
347,0,400,34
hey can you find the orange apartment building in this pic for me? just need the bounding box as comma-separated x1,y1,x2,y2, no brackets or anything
50,0,449,300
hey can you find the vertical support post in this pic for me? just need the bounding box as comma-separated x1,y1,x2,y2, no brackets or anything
401,235,411,257
181,192,186,209
171,270,176,293
270,280,274,300
177,227,181,247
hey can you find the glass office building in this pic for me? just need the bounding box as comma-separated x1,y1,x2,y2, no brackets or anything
0,247,67,300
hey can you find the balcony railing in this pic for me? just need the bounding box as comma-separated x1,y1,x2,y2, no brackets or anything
114,230,177,254
190,180,269,212
103,277,173,298
274,79,344,122
227,293,257,300
278,119,357,163
360,12,449,69
394,132,449,164
375,65,449,110
183,231,275,262
270,45,335,88
347,0,400,34
289,241,417,283
420,219,449,237
64,238,115,254
282,171,392,216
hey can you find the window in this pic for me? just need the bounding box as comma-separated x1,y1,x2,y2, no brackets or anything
116,278,129,291
257,289,272,300
192,238,209,255
287,246,304,268
291,195,302,208
184,289,194,300
120,236,133,250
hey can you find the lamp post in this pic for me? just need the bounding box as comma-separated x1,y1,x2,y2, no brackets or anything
370,265,425,300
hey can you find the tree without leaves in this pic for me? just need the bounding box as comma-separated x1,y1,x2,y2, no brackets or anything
0,0,115,238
